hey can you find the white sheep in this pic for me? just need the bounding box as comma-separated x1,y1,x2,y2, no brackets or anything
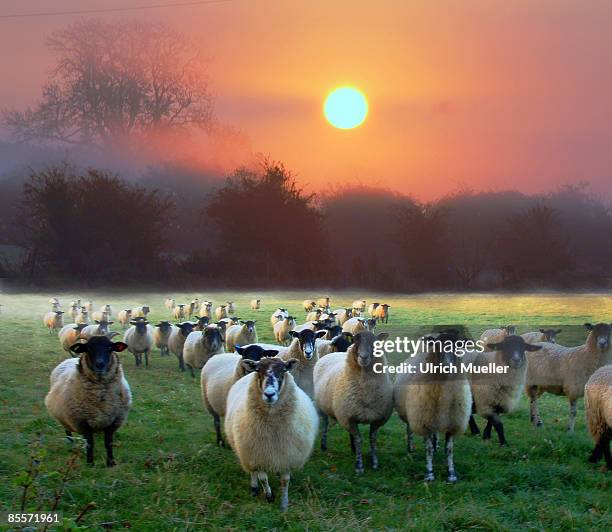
584,364,612,470
215,305,228,320
225,320,258,353
68,303,78,322
183,326,225,376
224,357,318,511
468,335,541,445
43,310,64,332
199,301,213,318
227,301,236,314
98,304,112,317
91,310,111,323
44,336,131,465
117,309,132,328
132,306,150,319
123,319,154,367
352,299,366,312
303,299,316,312
525,323,612,431
479,325,516,349
317,297,331,309
84,300,94,312
168,322,196,371
81,320,114,340
270,308,289,327
395,330,472,482
153,321,173,356
292,321,317,333
164,298,175,310
334,308,353,326
58,323,88,353
75,307,89,324
173,304,186,320
521,328,561,345
368,302,379,316
201,344,279,446
314,331,393,473
250,299,261,310
342,317,376,335
273,316,297,345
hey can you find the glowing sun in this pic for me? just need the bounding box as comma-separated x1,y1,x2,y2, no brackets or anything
324,87,368,129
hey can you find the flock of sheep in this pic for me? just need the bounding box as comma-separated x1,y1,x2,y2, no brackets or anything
41,296,611,512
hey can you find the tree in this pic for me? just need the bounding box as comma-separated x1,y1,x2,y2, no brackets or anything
20,165,173,282
205,160,326,284
3,19,213,149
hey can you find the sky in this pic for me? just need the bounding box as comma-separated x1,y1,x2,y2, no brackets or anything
0,0,611,200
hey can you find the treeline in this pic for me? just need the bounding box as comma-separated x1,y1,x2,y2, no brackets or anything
1,162,612,290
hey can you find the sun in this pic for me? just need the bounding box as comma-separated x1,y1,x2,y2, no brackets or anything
324,87,368,129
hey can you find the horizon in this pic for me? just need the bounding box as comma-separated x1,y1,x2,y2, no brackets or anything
1,1,611,202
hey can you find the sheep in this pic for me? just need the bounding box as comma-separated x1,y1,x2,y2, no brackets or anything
173,304,186,320
521,328,561,345
303,299,316,312
224,357,318,511
525,322,612,431
317,297,331,309
292,321,317,333
479,326,516,349
314,331,393,473
352,299,366,312
250,299,261,310
58,323,88,353
315,332,354,358
372,303,391,323
334,308,353,326
68,303,78,321
215,305,228,320
132,306,150,319
84,300,94,312
342,317,376,335
44,336,131,466
184,301,194,318
50,298,61,311
394,330,472,482
43,310,64,332
584,364,612,470
306,309,322,322
91,310,111,323
201,345,279,446
117,309,132,328
219,316,240,329
164,298,175,310
168,322,196,371
319,312,337,325
153,321,173,356
183,326,225,376
75,307,89,324
199,301,213,318
123,319,154,367
270,308,289,327
81,320,114,340
98,304,112,317
193,315,210,330
274,316,297,345
276,329,327,398
368,302,379,316
467,335,542,445
225,320,258,353
70,299,81,308
227,301,236,314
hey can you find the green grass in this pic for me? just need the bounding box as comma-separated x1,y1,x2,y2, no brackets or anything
1,291,611,531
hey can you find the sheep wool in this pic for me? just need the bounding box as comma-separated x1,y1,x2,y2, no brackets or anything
584,364,612,470
225,321,258,353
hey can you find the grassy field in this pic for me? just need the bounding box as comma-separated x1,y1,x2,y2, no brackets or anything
1,291,611,531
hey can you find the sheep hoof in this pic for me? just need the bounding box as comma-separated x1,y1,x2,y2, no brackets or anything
447,473,458,483
424,473,435,482
106,459,116,467
355,466,364,474
536,421,543,428
265,490,274,502
320,443,327,451
250,486,260,497
280,502,289,512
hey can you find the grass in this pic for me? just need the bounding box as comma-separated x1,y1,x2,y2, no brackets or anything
0,290,611,531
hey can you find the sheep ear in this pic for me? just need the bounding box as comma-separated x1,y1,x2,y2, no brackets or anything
539,328,546,333
239,320,246,324
264,350,279,357
487,342,502,350
70,342,88,353
95,320,100,324
288,330,299,338
525,343,542,352
112,342,128,352
241,359,259,373
377,332,389,341
315,330,327,338
284,358,299,372
235,345,245,355
584,323,593,330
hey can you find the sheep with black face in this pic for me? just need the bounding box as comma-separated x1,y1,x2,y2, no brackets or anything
153,321,173,356
168,321,196,371
183,325,225,376
123,319,154,367
45,336,131,466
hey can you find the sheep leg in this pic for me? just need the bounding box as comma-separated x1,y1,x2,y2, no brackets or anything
369,422,382,470
527,386,543,427
406,424,414,454
432,433,438,453
104,426,116,467
424,434,435,481
179,355,185,372
445,433,457,483
279,472,290,512
213,413,225,447
603,431,612,470
257,471,273,502
348,422,364,473
144,349,149,368
188,365,195,378
250,472,260,497
567,399,577,432
320,413,329,451
482,417,493,440
468,415,480,435
134,353,140,367
349,434,355,454
491,414,507,446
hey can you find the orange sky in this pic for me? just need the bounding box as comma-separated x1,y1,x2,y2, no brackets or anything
1,0,612,200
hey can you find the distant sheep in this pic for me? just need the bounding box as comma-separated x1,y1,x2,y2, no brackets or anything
183,326,225,376
274,316,297,344
342,317,376,335
225,320,258,353
479,326,516,350
58,323,88,353
215,305,228,320
199,301,213,318
584,364,612,470
250,299,261,310
193,315,211,330
44,310,64,332
227,301,236,314
270,308,289,327
368,302,379,316
521,329,561,345
81,320,114,340
153,321,173,356
372,304,390,324
334,308,353,326
317,297,331,309
75,307,89,324
44,336,131,466
91,310,111,323
173,304,186,320
132,306,150,319
123,319,154,367
303,300,317,312
352,299,366,312
164,298,175,310
117,309,132,328
168,322,196,371
306,309,322,322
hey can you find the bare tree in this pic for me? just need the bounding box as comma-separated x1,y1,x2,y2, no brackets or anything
3,19,214,148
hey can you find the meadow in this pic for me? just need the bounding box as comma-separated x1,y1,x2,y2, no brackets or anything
1,291,611,531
